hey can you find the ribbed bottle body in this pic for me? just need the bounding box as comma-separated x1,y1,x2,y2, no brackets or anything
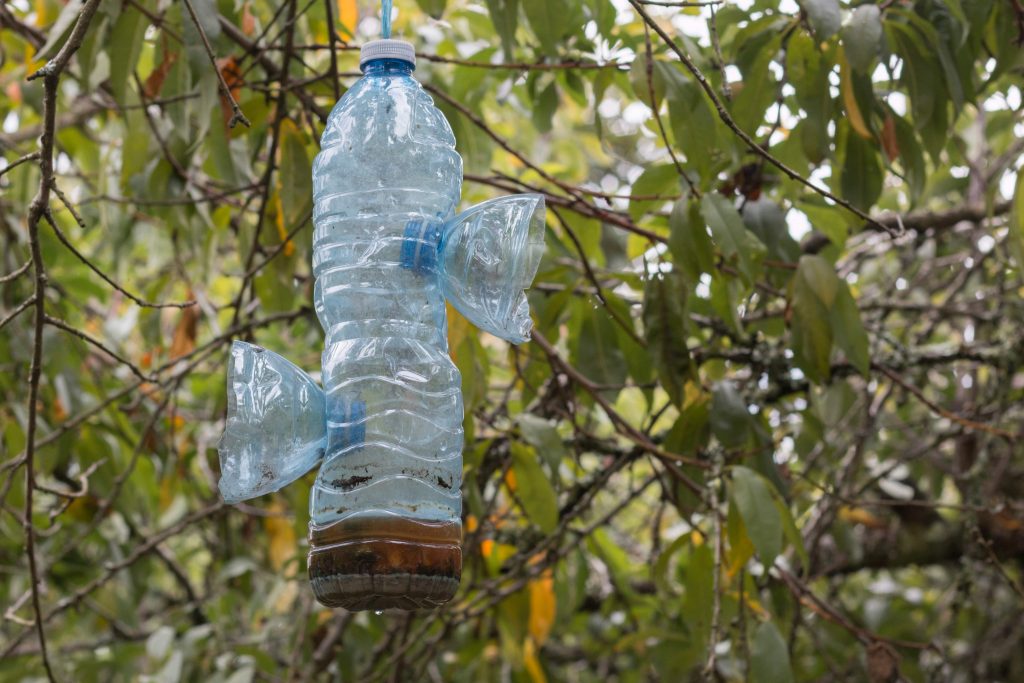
308,60,465,609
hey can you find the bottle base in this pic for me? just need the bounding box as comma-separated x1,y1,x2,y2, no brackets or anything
310,572,459,610
308,515,461,611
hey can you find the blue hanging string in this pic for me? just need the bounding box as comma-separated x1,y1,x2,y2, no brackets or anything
381,0,392,38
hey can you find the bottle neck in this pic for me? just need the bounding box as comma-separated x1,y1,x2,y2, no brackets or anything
361,58,415,76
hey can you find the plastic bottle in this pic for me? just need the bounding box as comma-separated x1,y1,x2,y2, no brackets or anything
218,39,545,611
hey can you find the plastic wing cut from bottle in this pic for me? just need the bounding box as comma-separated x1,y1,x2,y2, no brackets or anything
218,342,326,503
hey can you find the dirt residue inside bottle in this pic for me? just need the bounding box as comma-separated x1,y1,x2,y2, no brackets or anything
308,515,461,611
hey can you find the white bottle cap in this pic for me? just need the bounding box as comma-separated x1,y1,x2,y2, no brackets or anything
360,39,416,68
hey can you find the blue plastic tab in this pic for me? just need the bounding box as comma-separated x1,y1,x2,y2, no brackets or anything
327,397,367,452
400,219,441,274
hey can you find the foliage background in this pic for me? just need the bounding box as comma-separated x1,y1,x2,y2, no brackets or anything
2,0,1024,680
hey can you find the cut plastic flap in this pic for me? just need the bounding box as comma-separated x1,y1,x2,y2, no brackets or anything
439,194,545,344
218,341,327,503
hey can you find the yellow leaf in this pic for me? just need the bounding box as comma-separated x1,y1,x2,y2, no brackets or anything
528,572,556,645
727,588,769,619
839,505,888,530
263,501,297,575
523,637,548,683
839,51,872,140
159,473,175,512
35,0,50,26
466,514,479,533
447,302,471,361
337,0,358,38
273,190,295,257
726,525,754,579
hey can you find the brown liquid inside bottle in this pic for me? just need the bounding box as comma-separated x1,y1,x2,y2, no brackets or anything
308,515,461,610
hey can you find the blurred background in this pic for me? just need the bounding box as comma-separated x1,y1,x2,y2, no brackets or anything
1,0,1023,680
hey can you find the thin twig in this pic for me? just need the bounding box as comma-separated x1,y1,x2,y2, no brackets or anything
643,23,698,195
43,315,154,382
181,0,251,128
878,365,1021,441
0,295,35,332
1,152,41,178
43,212,195,309
0,261,32,284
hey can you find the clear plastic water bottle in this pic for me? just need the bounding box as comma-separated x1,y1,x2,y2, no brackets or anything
218,38,545,611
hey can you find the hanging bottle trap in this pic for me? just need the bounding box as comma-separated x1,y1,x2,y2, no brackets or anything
217,3,545,611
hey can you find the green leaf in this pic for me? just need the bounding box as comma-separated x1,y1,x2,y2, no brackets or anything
838,121,883,211
522,0,579,55
680,543,714,648
511,443,559,533
531,81,559,134
791,256,869,380
799,255,838,307
828,285,870,376
750,621,795,683
121,109,150,188
787,33,832,164
108,6,148,103
669,198,714,284
709,273,746,336
606,292,652,387
887,18,949,159
710,382,753,450
516,414,565,471
764,481,809,570
841,4,883,73
485,0,519,57
1011,170,1024,267
800,0,841,39
253,259,295,313
643,271,692,407
629,164,680,222
731,33,781,134
629,55,687,111
587,0,616,36
730,467,783,568
667,80,719,181
664,392,710,456
701,193,765,284
574,306,627,393
413,0,446,18
741,199,800,264
726,498,755,573
278,120,313,231
791,256,835,382
891,112,927,202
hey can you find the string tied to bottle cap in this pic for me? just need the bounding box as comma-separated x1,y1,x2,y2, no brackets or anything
381,0,392,38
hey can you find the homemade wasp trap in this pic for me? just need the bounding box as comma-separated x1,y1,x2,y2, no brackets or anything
217,7,545,610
